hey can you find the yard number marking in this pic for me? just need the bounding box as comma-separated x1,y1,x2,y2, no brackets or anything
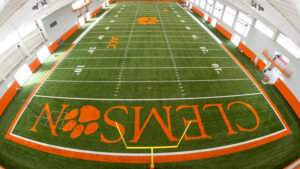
74,65,85,75
192,34,199,40
212,64,222,74
200,46,208,53
98,35,104,40
185,26,191,30
105,26,110,30
88,47,96,54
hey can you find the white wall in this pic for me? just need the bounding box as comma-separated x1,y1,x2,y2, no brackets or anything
88,0,103,13
244,28,300,101
41,5,78,45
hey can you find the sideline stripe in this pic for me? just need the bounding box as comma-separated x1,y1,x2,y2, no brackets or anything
45,78,250,83
34,93,262,101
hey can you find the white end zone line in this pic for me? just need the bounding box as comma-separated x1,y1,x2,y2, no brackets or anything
34,93,262,101
45,78,250,83
64,56,231,59
9,4,117,134
180,3,287,129
9,124,286,157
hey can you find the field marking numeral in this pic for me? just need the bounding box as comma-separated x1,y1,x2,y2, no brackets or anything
212,64,222,74
98,35,104,40
74,65,85,75
88,47,96,54
192,34,198,40
200,46,208,54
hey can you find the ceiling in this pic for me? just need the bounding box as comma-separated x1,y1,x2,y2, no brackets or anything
266,0,300,34
0,0,300,36
0,0,28,26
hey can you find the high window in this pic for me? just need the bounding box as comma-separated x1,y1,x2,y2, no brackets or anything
276,34,300,59
234,12,253,37
213,2,224,19
222,6,236,27
254,20,275,38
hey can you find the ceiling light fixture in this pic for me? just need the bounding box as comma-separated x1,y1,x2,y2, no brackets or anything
32,0,47,10
251,0,264,12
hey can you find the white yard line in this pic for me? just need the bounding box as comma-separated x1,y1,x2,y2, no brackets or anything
64,56,231,59
83,35,214,38
46,78,250,83
91,26,203,29
95,24,199,26
34,93,262,101
65,41,217,44
55,67,240,70
88,31,207,33
72,48,224,50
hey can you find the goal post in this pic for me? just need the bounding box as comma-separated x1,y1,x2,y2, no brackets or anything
115,121,192,168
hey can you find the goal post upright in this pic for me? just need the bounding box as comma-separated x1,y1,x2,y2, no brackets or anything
115,121,192,168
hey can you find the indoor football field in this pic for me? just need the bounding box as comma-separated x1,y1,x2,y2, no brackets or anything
1,1,299,169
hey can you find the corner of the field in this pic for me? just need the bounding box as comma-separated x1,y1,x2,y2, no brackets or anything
220,43,292,136
5,43,76,144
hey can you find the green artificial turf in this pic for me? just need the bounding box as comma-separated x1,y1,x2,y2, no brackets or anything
0,2,299,169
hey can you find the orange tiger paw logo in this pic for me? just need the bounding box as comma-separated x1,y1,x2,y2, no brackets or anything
136,17,160,25
62,105,100,139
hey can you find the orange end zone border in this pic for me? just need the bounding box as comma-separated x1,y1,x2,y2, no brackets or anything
5,5,291,165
